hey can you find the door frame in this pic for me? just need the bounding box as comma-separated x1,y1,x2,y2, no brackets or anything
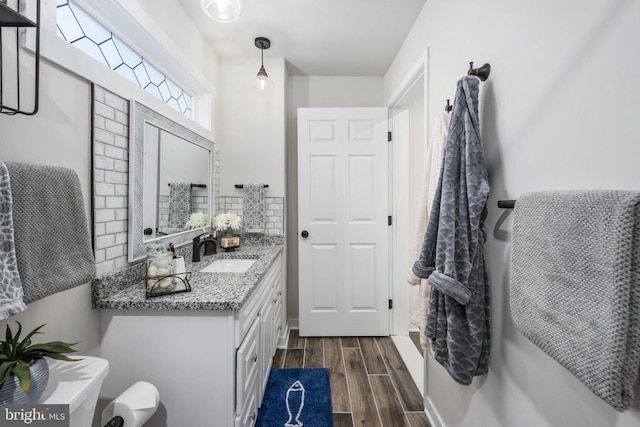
386,48,430,336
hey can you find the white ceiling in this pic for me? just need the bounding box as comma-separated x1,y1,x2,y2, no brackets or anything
176,0,426,76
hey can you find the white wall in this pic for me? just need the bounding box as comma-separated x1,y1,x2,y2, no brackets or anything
0,61,100,356
216,57,287,197
385,1,640,426
285,76,384,322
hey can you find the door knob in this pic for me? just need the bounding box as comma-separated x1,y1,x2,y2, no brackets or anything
301,230,309,238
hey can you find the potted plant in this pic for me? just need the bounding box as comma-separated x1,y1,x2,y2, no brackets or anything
0,322,80,404
213,212,242,251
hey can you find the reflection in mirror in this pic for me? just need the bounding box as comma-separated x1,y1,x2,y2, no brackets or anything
129,101,214,261
142,124,210,240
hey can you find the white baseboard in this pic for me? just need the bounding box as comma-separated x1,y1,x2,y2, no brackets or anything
277,323,291,349
425,395,446,427
289,318,299,329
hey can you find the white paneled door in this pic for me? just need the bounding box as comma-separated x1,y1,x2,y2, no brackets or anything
298,108,390,336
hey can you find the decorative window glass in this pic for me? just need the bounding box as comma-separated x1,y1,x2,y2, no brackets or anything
56,0,193,118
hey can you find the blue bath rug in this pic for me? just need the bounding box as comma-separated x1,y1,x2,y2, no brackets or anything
257,368,333,427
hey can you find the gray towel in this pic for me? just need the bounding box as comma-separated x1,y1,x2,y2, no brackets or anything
5,162,95,304
510,190,640,411
167,182,192,229
243,183,266,233
0,162,27,318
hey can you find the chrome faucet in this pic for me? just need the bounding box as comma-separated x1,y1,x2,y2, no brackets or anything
192,234,217,262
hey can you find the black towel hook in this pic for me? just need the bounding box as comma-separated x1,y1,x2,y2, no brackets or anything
468,62,491,81
445,99,453,113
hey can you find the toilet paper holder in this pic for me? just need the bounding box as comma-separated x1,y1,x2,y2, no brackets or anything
104,416,124,427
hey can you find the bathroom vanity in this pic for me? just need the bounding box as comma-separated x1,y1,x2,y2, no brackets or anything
95,245,285,427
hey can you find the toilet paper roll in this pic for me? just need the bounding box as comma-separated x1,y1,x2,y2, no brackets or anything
101,381,160,427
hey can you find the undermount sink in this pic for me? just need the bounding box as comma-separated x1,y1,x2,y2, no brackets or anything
200,259,257,273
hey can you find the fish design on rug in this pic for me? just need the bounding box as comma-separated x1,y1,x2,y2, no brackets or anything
285,380,305,426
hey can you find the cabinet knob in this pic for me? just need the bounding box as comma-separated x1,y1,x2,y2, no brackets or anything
278,291,282,296
252,354,258,363
251,413,256,421
272,299,277,304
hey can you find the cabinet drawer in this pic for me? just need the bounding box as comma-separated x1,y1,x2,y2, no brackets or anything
235,258,280,347
236,319,260,415
235,386,258,427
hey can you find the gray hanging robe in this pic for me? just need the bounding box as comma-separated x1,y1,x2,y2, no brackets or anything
412,76,491,385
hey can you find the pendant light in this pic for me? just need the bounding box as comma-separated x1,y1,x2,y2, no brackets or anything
253,37,273,92
201,0,242,23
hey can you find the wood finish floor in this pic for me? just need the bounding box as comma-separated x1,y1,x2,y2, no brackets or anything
273,331,431,427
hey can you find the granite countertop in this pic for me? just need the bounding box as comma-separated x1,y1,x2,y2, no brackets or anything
93,244,283,311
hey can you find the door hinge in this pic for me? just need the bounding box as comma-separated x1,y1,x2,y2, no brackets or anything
388,215,392,226
388,299,393,310
388,131,392,142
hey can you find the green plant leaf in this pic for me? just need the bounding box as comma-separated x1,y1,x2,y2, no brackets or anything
38,354,82,362
13,361,31,394
0,361,17,388
5,323,14,346
16,324,45,356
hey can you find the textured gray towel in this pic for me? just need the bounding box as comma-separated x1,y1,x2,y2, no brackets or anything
0,162,26,318
167,182,192,229
5,162,95,304
510,190,640,411
243,183,266,233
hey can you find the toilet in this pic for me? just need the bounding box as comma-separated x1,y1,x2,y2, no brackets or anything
40,356,109,427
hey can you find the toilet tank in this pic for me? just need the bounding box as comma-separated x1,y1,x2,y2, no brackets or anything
40,356,109,427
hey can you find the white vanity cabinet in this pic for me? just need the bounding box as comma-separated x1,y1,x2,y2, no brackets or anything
99,253,284,427
234,254,283,426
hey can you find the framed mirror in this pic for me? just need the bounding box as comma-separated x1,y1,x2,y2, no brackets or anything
129,101,214,261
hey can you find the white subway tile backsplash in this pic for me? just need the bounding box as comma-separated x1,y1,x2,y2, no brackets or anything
104,145,127,160
96,260,115,277
94,86,105,103
115,110,128,125
104,171,127,185
95,234,115,249
114,135,128,149
94,115,105,130
105,245,124,260
95,183,115,196
115,232,127,245
105,220,126,234
105,197,126,209
113,159,128,172
115,208,128,221
94,222,106,236
95,209,116,223
95,102,115,120
94,155,114,171
105,120,125,136
94,249,105,263
217,196,284,236
104,91,126,112
114,184,128,196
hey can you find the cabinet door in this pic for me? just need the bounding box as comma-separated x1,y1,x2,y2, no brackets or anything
236,319,260,423
259,291,274,403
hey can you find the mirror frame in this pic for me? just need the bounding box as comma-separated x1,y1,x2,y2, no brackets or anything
128,100,215,261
